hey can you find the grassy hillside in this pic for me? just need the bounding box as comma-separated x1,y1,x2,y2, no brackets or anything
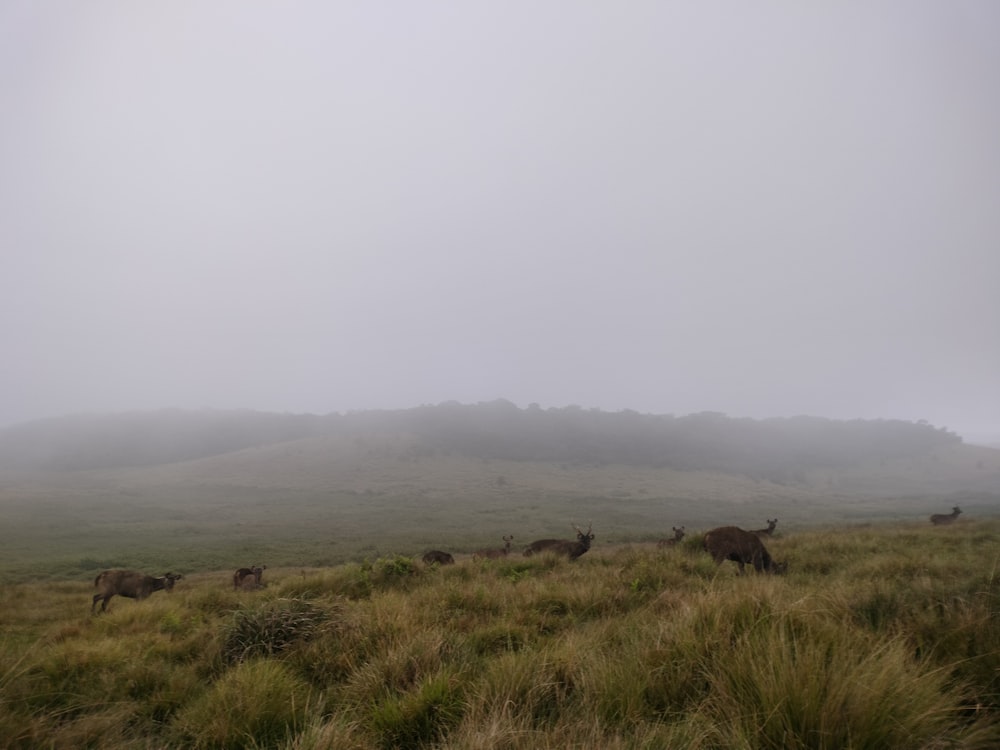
2,425,999,583
0,405,976,478
1,521,998,748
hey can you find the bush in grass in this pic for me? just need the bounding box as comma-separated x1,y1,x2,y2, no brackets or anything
370,670,465,749
368,555,419,591
173,659,312,749
223,598,332,664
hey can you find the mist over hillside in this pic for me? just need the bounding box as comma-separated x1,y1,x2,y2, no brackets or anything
0,401,966,481
1,403,997,582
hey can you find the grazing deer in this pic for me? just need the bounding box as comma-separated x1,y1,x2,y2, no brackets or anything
473,535,514,560
422,550,455,565
523,523,594,560
657,526,686,548
703,526,787,575
233,565,267,590
92,570,183,613
930,506,962,525
751,519,778,537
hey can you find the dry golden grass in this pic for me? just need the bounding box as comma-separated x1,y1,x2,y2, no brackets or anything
1,520,998,748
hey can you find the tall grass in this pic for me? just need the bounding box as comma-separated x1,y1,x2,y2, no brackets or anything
0,521,997,748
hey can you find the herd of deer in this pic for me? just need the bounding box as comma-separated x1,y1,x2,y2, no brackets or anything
89,507,964,612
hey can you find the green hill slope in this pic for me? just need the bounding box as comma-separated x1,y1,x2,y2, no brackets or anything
1,405,997,583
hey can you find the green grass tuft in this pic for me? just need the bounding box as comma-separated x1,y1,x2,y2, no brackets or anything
222,598,333,664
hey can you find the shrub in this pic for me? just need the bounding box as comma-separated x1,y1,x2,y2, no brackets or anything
223,598,333,664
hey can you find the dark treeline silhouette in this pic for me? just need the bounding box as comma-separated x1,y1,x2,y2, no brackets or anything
0,400,961,475
377,400,960,478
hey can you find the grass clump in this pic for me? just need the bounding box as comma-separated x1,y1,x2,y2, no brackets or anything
173,659,313,749
223,598,333,664
370,669,465,749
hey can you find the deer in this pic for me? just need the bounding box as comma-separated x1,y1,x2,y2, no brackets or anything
523,523,594,560
703,526,787,575
233,565,267,590
930,506,962,525
473,535,514,560
751,518,778,537
422,550,455,565
92,570,183,613
657,526,686,548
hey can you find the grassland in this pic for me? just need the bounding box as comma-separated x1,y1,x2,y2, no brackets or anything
1,418,998,745
1,520,998,748
3,430,999,584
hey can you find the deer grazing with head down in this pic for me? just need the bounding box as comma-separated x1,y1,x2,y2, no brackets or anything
233,565,267,590
703,526,787,575
930,507,962,525
473,535,514,560
657,526,685,548
523,523,594,560
751,518,778,538
422,550,455,565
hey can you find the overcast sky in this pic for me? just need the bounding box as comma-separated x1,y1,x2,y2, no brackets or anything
2,2,998,440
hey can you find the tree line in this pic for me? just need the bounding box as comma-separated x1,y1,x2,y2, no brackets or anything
0,400,961,475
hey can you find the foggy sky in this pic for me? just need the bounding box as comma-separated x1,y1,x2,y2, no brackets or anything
2,2,999,441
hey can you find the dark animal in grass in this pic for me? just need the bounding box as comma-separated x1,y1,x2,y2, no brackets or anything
930,506,962,525
523,523,594,560
703,526,787,575
474,535,514,560
92,570,183,613
422,550,455,565
657,526,686,548
751,518,778,537
233,565,267,590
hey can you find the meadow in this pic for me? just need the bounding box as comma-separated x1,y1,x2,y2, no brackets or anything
3,434,997,584
1,520,998,749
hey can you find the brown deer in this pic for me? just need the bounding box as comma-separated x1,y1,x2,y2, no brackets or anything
92,570,183,613
422,550,455,565
657,526,686,548
751,518,778,537
523,523,594,560
233,565,267,590
930,506,962,525
473,535,514,560
703,526,786,575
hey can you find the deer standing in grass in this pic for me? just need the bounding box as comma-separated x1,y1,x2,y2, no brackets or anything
657,526,685,548
523,523,594,560
233,565,266,590
703,526,787,575
930,507,962,525
474,535,514,560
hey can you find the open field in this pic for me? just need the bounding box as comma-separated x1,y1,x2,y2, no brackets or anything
3,409,999,580
1,520,998,748
2,424,1000,583
2,411,998,745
